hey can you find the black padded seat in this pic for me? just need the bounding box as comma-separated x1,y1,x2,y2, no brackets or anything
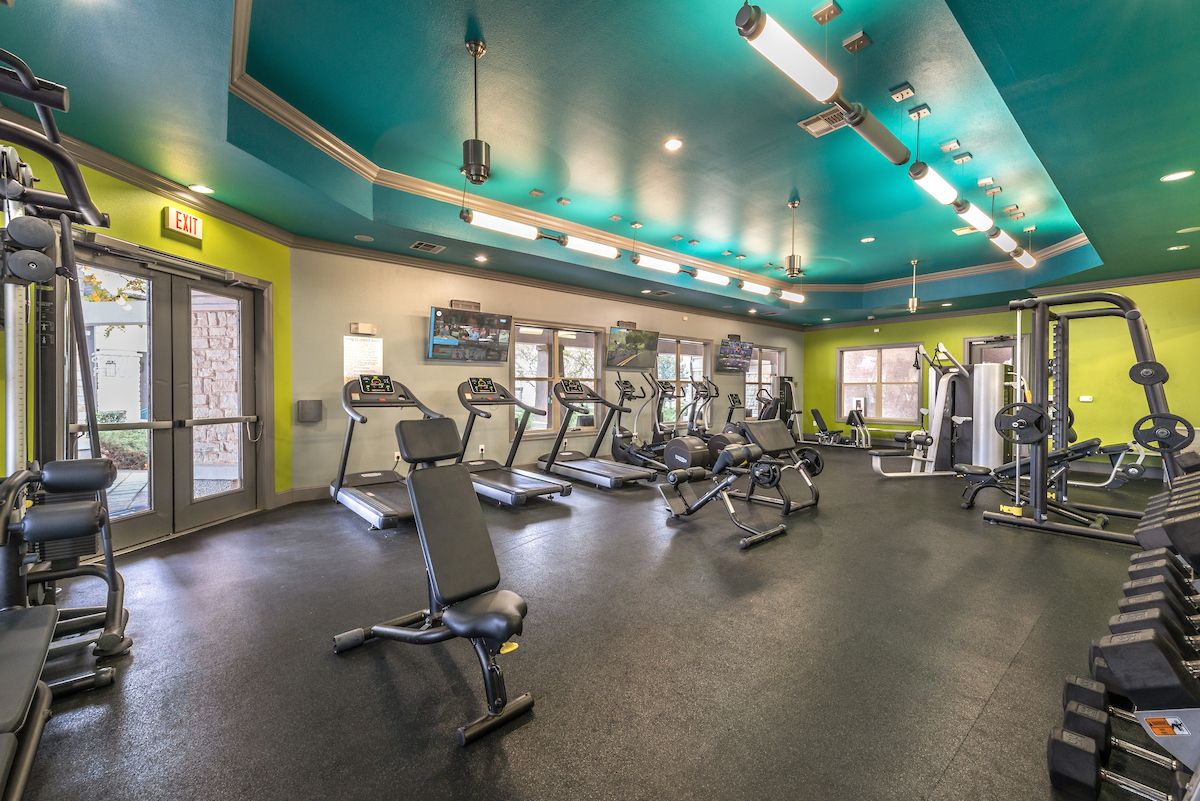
739,419,796,456
442,590,527,642
0,606,56,732
956,464,993,476
18,500,102,543
0,732,16,783
870,449,903,458
1100,443,1132,455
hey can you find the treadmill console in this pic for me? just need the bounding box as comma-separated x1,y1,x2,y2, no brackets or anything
728,393,742,406
615,380,634,393
561,378,587,395
468,377,498,395
358,375,394,394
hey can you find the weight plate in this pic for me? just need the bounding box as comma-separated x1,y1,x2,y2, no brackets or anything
1132,413,1196,453
797,447,824,477
994,402,1049,445
5,215,55,251
5,249,54,284
1129,361,1170,386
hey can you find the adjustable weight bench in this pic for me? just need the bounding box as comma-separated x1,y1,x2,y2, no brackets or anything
0,606,56,801
727,419,821,516
957,438,1108,526
332,416,533,745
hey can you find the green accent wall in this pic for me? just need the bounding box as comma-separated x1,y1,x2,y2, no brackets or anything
2,155,293,493
802,276,1200,454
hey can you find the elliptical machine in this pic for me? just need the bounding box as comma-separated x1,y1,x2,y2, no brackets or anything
610,373,668,472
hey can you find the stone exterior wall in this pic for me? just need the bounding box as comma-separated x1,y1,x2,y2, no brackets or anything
191,298,242,494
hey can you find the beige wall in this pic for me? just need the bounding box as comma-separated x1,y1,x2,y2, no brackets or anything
290,249,803,490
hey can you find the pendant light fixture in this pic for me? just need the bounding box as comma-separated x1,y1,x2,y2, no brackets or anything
784,199,802,278
461,40,490,185
907,259,919,313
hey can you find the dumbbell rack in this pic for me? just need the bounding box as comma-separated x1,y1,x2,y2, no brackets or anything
1049,471,1200,799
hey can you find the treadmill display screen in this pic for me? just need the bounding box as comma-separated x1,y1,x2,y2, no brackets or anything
358,375,394,394
728,393,742,406
561,378,586,394
469,377,498,394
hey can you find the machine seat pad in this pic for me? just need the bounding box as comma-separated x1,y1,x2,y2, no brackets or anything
442,590,527,642
739,419,796,456
19,501,102,543
408,464,501,606
869,449,906,458
0,733,16,783
1100,443,1132,455
955,464,994,477
0,606,56,733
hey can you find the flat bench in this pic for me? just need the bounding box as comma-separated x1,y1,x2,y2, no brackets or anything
0,605,57,800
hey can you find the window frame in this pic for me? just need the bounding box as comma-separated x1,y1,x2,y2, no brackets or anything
835,342,922,425
653,334,711,428
744,346,785,418
509,319,604,440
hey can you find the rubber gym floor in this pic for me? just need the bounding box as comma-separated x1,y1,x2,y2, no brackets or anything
28,447,1154,801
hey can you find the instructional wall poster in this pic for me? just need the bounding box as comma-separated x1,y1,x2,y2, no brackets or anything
343,335,383,384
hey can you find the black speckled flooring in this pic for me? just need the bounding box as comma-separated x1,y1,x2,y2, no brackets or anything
27,448,1154,801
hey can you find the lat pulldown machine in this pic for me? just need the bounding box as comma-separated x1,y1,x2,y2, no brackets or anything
981,292,1193,543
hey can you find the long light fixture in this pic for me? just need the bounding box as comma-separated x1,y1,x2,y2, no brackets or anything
695,269,731,286
955,201,993,233
734,6,838,102
987,228,1018,253
735,4,909,165
461,40,491,185
909,161,959,205
779,289,806,303
1012,248,1037,269
907,259,919,313
632,253,681,274
740,280,772,295
562,235,620,259
460,209,539,240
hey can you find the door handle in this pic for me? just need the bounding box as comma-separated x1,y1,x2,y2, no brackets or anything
177,415,259,428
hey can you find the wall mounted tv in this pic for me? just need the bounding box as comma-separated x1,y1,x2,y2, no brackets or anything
427,306,512,362
715,339,754,373
605,327,660,370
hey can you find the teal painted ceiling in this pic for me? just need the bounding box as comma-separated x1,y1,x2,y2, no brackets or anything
0,0,1194,325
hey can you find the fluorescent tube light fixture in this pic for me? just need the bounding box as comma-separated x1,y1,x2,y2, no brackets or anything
735,5,839,102
986,228,1018,253
740,280,772,295
632,254,681,274
460,209,539,240
909,162,958,205
695,269,731,286
779,289,806,303
1012,248,1037,269
562,235,620,259
955,201,993,233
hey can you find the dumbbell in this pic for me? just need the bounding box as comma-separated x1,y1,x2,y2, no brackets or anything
1128,559,1195,595
1125,576,1200,613
1064,675,1139,726
1121,592,1200,633
1110,608,1200,658
1048,727,1192,800
1064,701,1179,771
1098,629,1200,711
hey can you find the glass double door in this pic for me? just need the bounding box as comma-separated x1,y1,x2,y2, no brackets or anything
70,258,259,549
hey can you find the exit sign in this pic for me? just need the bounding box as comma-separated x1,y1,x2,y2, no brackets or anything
162,206,203,242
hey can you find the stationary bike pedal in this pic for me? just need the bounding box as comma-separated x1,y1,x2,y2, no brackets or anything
499,641,520,655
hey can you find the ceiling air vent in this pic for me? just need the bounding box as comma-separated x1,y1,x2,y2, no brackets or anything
410,240,446,254
952,226,978,236
797,107,847,138
762,311,781,317
651,290,674,297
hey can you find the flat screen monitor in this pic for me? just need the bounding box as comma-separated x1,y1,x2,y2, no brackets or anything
605,327,660,370
427,307,512,362
716,339,754,373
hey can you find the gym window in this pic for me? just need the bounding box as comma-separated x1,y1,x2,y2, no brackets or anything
655,336,709,425
511,323,602,437
744,347,784,417
836,343,921,424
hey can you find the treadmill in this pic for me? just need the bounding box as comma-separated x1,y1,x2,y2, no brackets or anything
456,377,573,506
538,379,657,489
330,374,442,529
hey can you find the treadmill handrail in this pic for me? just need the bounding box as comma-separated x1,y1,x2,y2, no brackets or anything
551,382,629,415
340,379,442,423
456,380,546,419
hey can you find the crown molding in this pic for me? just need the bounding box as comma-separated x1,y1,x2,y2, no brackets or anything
291,235,805,332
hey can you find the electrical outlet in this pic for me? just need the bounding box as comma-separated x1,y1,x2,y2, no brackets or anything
478,444,485,455
394,451,402,461
1079,395,1094,403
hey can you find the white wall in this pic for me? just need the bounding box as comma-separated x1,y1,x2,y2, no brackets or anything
290,249,803,490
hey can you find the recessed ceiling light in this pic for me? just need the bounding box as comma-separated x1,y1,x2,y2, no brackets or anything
640,289,652,294
354,234,374,242
821,317,831,321
860,236,876,244
557,197,571,206
474,254,488,263
529,188,545,197
721,250,733,256
1160,170,1195,182
1178,227,1200,234
735,254,746,260
609,214,622,222
188,184,214,194
1168,244,1190,251
941,302,953,307
688,239,700,246
664,137,683,152
748,308,757,314
672,234,684,241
